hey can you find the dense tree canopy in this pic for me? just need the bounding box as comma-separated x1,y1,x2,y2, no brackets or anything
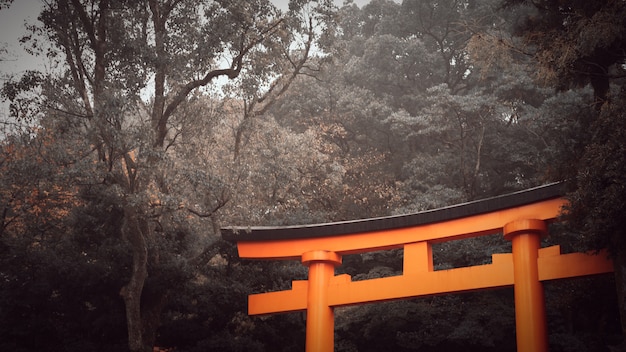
1,0,625,351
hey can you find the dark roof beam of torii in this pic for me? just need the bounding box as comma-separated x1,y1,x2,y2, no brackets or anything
221,182,565,242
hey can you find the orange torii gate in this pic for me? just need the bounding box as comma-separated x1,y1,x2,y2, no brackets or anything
221,183,614,352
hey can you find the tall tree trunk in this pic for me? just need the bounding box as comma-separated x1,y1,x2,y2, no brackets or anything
141,290,169,350
119,207,150,352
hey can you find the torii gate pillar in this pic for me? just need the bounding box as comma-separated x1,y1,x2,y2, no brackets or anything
504,219,549,352
301,250,342,352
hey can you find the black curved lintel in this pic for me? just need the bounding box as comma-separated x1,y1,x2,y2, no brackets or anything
221,182,565,242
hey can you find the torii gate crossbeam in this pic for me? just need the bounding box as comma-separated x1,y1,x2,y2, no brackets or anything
222,183,614,352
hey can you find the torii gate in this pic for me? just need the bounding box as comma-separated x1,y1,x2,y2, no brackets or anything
221,183,614,352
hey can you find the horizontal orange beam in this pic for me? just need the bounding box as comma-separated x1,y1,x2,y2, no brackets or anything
249,255,514,315
538,249,613,281
247,245,613,315
249,281,308,315
327,255,515,308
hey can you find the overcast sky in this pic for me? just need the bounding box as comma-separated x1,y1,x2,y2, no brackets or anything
0,1,42,75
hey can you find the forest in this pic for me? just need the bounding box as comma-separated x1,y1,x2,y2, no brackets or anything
0,0,625,351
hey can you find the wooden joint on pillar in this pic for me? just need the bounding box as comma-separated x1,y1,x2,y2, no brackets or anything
503,219,548,241
302,250,342,267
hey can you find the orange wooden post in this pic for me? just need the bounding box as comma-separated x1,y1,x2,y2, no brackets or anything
504,219,549,352
302,250,342,352
403,242,433,275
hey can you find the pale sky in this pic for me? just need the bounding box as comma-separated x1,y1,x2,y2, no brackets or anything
0,1,42,75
